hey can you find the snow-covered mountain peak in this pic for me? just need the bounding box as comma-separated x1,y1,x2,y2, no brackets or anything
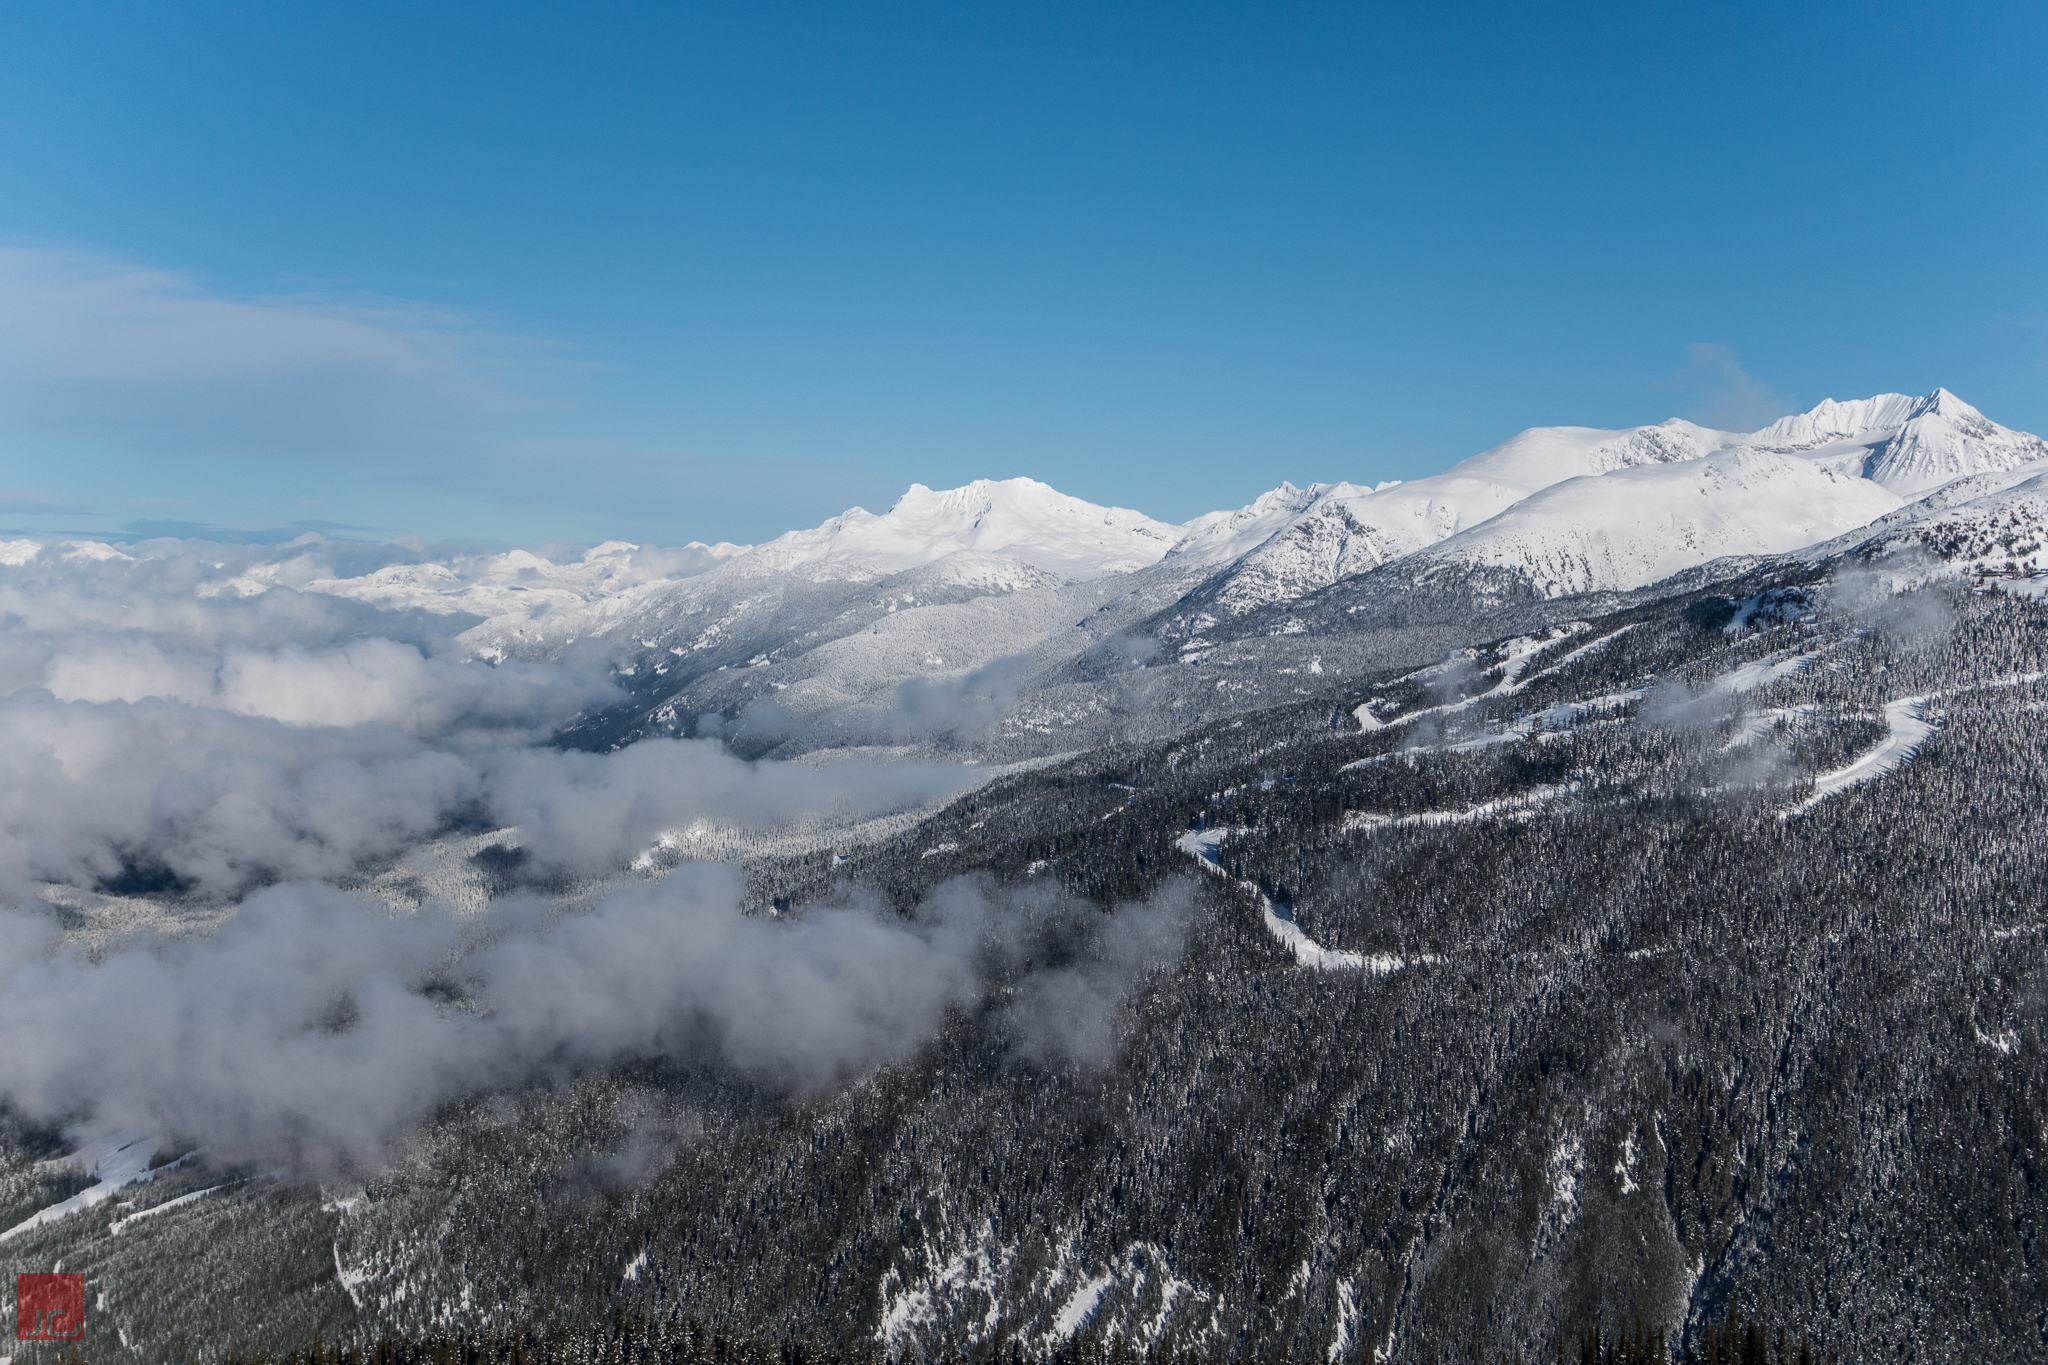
281,538,750,617
1741,389,2015,469
887,478,1171,540
1749,394,1924,449
1447,418,1728,490
1372,389,2048,598
732,477,1181,583
1856,390,2048,495
888,477,1053,520
1170,418,1741,616
1166,482,1326,569
1166,388,2048,615
1913,386,1974,419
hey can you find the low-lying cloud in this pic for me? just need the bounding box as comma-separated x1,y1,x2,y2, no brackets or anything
706,653,1036,752
0,541,972,899
876,653,1033,742
1829,552,1958,648
0,871,1192,1168
0,536,1189,1172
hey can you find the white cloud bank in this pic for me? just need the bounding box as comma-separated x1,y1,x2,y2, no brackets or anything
0,539,1184,1168
0,538,970,897
0,871,1191,1168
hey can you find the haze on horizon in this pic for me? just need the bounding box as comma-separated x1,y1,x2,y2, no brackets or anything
0,1,2042,548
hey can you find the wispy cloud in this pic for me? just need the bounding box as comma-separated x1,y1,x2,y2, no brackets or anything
0,488,87,516
0,245,560,467
1659,343,1794,432
0,244,896,544
118,517,388,543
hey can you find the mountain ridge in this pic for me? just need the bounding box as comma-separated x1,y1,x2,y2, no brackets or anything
412,387,2048,761
244,389,2044,643
4,389,2048,1364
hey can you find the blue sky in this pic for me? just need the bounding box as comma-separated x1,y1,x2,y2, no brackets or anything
0,1,2043,546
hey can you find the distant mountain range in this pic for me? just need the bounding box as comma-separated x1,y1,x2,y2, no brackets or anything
215,388,2039,758
272,387,2045,622
4,388,2046,1364
28,389,2038,766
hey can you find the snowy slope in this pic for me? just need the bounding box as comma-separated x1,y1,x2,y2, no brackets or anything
1407,446,1906,597
1177,420,1738,614
1746,388,2047,495
1799,458,2048,579
281,540,749,619
1854,389,2048,494
731,479,1181,583
1185,389,2048,610
452,481,1189,683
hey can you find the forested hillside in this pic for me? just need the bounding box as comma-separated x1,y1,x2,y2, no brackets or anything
5,559,2040,1365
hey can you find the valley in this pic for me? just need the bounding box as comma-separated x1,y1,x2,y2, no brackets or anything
1,390,2044,1363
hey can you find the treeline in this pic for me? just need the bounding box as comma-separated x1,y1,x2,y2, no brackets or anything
18,569,2037,1362
183,1308,1829,1365
1554,1312,1827,1365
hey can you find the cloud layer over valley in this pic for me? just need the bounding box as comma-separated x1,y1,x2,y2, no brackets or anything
0,535,1197,1173
5,381,2042,1183
0,537,977,900
0,870,1192,1167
